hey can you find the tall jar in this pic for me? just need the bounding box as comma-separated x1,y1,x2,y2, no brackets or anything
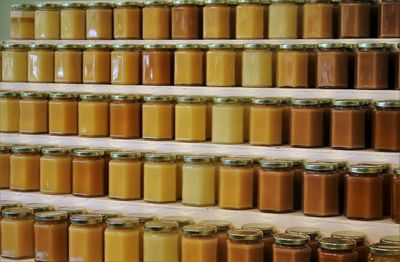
369,243,400,261
143,0,171,39
174,44,205,85
86,2,113,39
78,93,109,137
286,227,321,261
206,44,237,87
203,0,233,39
236,0,266,39
0,146,11,189
273,233,311,261
373,100,400,152
268,0,298,39
142,44,173,85
60,2,86,40
318,238,357,262
0,91,20,133
48,92,78,135
378,0,400,37
83,45,111,84
200,220,233,262
54,44,83,83
111,44,141,85
28,44,54,83
2,44,28,82
110,94,141,139
302,0,334,39
114,1,142,39
332,231,370,262
175,96,207,142
242,223,276,262
34,3,60,40
182,225,218,261
172,0,201,39
40,147,72,195
242,44,273,87
227,229,264,262
393,168,400,222
338,0,372,38
10,4,35,40
10,145,41,192
142,95,174,140
19,92,48,134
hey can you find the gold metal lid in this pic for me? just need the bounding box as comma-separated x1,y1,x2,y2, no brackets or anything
2,207,32,219
183,155,214,164
41,147,71,155
286,227,321,239
56,44,84,50
90,210,123,220
3,44,29,50
304,162,338,172
270,0,296,3
244,43,271,50
144,44,173,49
242,223,276,234
199,220,233,231
58,206,87,217
0,90,19,98
0,201,22,211
174,0,200,5
84,44,111,50
144,220,179,233
395,168,400,176
162,216,194,227
176,96,206,103
20,91,48,99
110,151,141,160
332,231,367,244
274,233,310,246
228,229,263,241
357,43,389,50
332,99,364,107
145,153,175,162
175,44,205,49
49,92,77,100
251,97,281,105
357,162,391,172
87,2,114,8
144,0,171,5
275,158,304,168
73,149,104,158
369,243,400,256
279,44,306,50
106,217,139,229
11,145,41,154
208,43,234,49
221,157,253,166
318,160,348,169
318,43,347,49
11,4,35,10
143,95,174,102
24,203,55,213
0,145,10,153
204,0,230,4
320,237,356,251
61,2,87,8
128,213,158,224
35,3,60,9
381,236,400,244
114,1,143,7
35,211,68,222
79,93,109,100
259,159,293,169
347,164,382,174
213,97,243,104
237,0,263,3
291,98,319,106
112,44,142,50
183,225,217,237
70,214,103,225
29,44,55,50
375,100,400,108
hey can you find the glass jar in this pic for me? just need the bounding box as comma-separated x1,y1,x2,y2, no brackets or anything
285,227,321,261
48,92,78,135
345,164,384,220
236,0,266,39
182,155,216,206
302,0,334,38
10,4,35,39
0,91,20,133
303,162,339,216
78,94,109,137
378,0,400,37
2,44,28,82
242,223,276,262
109,151,141,200
143,0,171,39
200,220,233,262
1,208,34,259
273,233,311,261
60,3,86,40
83,44,111,84
10,145,40,191
114,1,142,39
142,44,173,85
86,2,112,39
258,159,294,212
144,153,177,203
34,211,69,262
227,229,264,262
373,100,400,152
203,0,233,39
0,201,22,216
290,99,324,147
268,0,298,39
34,3,60,39
175,96,207,142
206,44,237,87
381,235,400,244
69,214,104,262
355,43,391,90
318,238,357,262
369,243,400,261
338,0,372,38
40,147,72,195
316,43,351,89
143,221,180,261
142,95,174,140
110,94,141,139
219,157,254,209
54,44,83,83
72,149,105,197
332,231,369,262
242,44,273,87
0,146,10,189
172,0,200,39
28,44,55,83
174,44,205,85
182,225,218,261
212,97,244,144
105,217,140,262
111,44,141,85
393,168,400,222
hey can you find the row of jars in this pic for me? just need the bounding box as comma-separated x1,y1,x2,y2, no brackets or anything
0,145,399,222
1,201,399,262
9,0,400,40
1,43,400,89
1,91,399,152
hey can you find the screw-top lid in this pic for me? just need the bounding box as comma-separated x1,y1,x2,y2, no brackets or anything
29,44,55,50
242,223,276,235
204,0,230,4
41,147,71,156
87,2,114,8
183,155,215,164
0,90,19,98
357,162,391,173
35,3,60,9
347,164,382,174
279,44,306,50
106,217,139,229
183,225,217,237
274,233,310,246
320,237,357,251
11,3,35,10
143,95,174,102
394,168,400,176
73,149,104,158
208,43,234,49
173,0,200,5
380,235,400,244
11,145,41,154
20,91,48,99
286,227,321,239
357,43,389,50
114,1,143,7
0,145,10,153
24,203,55,213
110,151,141,160
259,159,293,169
375,100,400,108
144,220,179,233
332,231,367,244
199,220,233,231
2,207,32,219
2,44,29,50
0,201,22,211
228,229,263,241
110,94,140,101
318,43,347,49
56,44,84,50
79,93,109,101
244,43,272,49
70,214,103,225
162,216,194,227
332,99,364,107
369,243,400,256
89,210,123,220
128,213,158,224
85,44,111,50
176,96,206,103
251,97,281,105
213,97,243,104
221,157,253,166
304,162,338,172
49,92,77,100
61,2,87,8
145,153,175,162
58,206,87,217
318,160,348,169
291,98,319,106
175,44,205,49
144,44,173,49
35,211,68,222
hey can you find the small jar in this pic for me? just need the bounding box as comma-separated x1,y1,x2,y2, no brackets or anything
142,0,171,39
10,145,40,192
1,208,34,259
0,201,22,215
212,97,244,144
369,243,400,261
290,99,324,147
285,227,321,261
34,3,60,40
354,43,391,90
40,147,72,195
373,100,400,152
338,0,372,38
142,44,173,85
219,157,254,209
172,0,201,39
143,221,180,261
142,95,174,140
318,238,357,262
78,94,109,137
273,233,311,261
175,96,207,142
258,159,294,212
60,2,86,40
345,164,384,220
378,0,400,37
111,44,141,85
174,44,205,85
0,91,20,133
48,92,78,135
381,235,400,244
2,44,28,82
182,155,216,206
242,223,276,262
302,0,334,39
86,2,113,39
114,1,142,39
83,44,111,84
72,149,105,197
268,0,298,39
34,211,69,262
69,214,104,262
0,146,10,189
393,168,400,222
206,44,237,87
110,94,141,139
144,153,177,203
316,43,352,89
200,220,233,262
182,225,218,261
241,44,273,87
332,231,369,262
227,229,264,262
10,4,35,39
203,0,233,39
58,206,87,218
236,0,266,39
54,44,83,83
105,217,140,262
28,44,55,83
109,151,142,200
303,162,339,216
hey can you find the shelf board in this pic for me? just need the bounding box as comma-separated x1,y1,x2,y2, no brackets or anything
0,82,399,100
1,133,399,164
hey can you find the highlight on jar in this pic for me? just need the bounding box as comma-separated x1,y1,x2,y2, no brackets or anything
1,43,400,89
8,0,400,40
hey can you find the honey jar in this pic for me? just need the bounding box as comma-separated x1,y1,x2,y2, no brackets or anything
143,0,171,39
48,92,78,135
268,0,299,39
373,100,400,152
142,44,173,85
0,91,20,133
203,0,233,39
34,3,60,40
302,0,334,39
174,44,205,85
10,4,34,40
10,145,41,191
28,44,55,83
60,2,86,40
114,1,142,39
172,0,201,39
83,44,111,84
175,96,207,142
54,44,83,83
2,44,28,82
111,44,141,85
236,0,266,39
0,146,11,189
78,93,109,137
86,2,113,39
19,92,48,134
142,95,174,140
206,44,237,87
227,229,264,262
182,225,218,261
110,94,141,139
242,44,273,87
